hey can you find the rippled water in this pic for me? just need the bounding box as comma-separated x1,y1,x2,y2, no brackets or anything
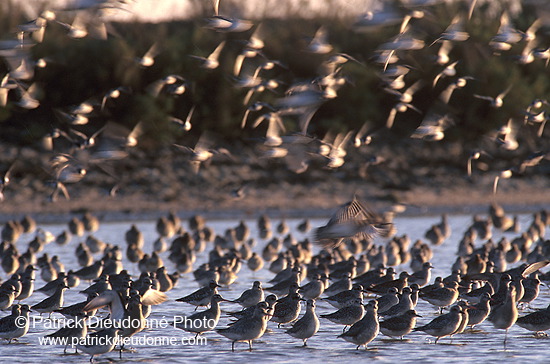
2,212,549,363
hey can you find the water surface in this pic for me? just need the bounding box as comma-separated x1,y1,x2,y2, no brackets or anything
2,213,549,363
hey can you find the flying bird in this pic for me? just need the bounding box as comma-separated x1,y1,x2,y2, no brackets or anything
0,161,16,202
306,26,333,54
386,102,421,129
252,112,286,147
474,84,512,108
205,16,253,33
190,41,225,69
173,132,231,174
314,196,392,249
411,113,454,141
170,106,195,132
439,76,473,104
135,42,160,67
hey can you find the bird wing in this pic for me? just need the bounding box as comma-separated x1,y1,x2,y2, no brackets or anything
83,290,117,311
208,41,226,62
126,121,144,147
141,289,168,305
143,42,160,60
437,40,453,62
522,261,550,278
386,107,398,128
497,84,513,99
404,79,424,97
194,131,215,151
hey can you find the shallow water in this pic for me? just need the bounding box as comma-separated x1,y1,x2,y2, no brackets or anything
2,212,550,363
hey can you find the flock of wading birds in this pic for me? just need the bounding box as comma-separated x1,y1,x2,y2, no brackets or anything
0,0,549,202
0,197,549,361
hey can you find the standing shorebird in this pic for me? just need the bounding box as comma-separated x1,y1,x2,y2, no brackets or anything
323,284,364,309
45,314,88,353
175,294,227,337
285,299,320,346
379,286,414,318
379,309,421,340
414,305,462,343
516,303,550,335
325,273,353,296
217,301,271,351
55,292,99,319
419,281,459,313
299,274,325,300
488,284,518,346
31,284,69,317
408,262,434,287
0,284,17,309
76,327,121,363
247,252,264,272
271,292,302,327
229,281,264,308
338,300,380,350
321,298,365,332
176,280,220,309
375,287,400,314
0,304,30,343
15,265,36,301
228,294,278,321
465,292,491,328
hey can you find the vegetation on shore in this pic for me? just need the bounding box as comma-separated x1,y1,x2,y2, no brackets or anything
0,1,548,211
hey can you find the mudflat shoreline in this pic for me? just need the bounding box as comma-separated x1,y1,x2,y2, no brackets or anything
0,140,547,224
0,172,547,224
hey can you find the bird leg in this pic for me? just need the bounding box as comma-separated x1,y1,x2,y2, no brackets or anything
504,329,508,349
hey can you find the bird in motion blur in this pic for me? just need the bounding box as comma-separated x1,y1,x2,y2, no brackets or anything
314,196,392,249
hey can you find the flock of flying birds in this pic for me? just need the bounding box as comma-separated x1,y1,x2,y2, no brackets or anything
0,196,549,361
0,0,549,203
